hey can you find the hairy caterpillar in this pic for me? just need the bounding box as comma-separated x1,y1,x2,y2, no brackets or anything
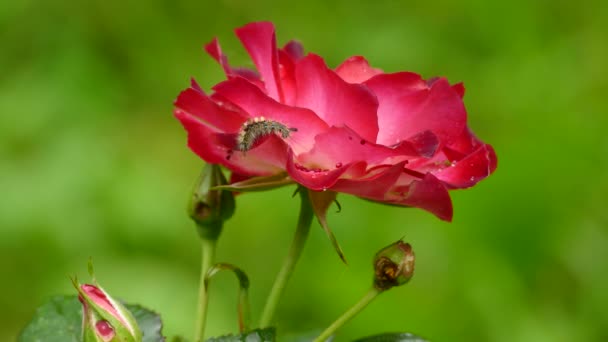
235,117,297,152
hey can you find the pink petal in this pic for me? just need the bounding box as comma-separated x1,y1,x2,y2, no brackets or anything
295,126,430,172
205,38,232,77
174,87,247,132
286,150,367,190
366,73,467,146
235,22,284,102
81,285,126,326
452,82,465,98
335,56,383,84
331,162,406,200
190,78,205,94
212,77,329,154
436,144,497,189
389,173,453,221
295,54,379,142
282,40,304,61
278,49,297,106
175,109,287,176
204,38,262,84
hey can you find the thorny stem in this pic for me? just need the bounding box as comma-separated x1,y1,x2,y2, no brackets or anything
259,188,313,327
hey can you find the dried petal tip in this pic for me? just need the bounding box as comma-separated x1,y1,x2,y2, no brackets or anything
73,279,141,342
373,240,415,291
189,163,235,240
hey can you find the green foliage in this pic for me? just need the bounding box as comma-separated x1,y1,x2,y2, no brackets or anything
127,304,164,342
205,328,275,342
18,296,164,342
353,333,428,342
18,296,81,342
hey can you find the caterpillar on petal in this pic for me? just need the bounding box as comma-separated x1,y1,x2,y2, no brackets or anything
235,116,297,152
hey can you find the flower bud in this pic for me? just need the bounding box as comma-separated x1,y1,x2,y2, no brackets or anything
373,240,415,291
74,280,142,342
188,163,235,240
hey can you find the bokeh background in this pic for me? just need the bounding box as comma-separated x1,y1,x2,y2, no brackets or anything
2,0,607,341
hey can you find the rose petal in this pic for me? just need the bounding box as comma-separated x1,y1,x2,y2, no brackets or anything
235,22,284,102
190,78,205,94
331,162,406,200
278,49,297,106
204,38,262,85
212,77,329,154
436,144,497,188
287,150,367,190
366,73,466,146
175,87,247,132
176,109,287,176
282,40,304,61
335,56,383,84
452,82,465,98
295,54,379,142
389,173,453,221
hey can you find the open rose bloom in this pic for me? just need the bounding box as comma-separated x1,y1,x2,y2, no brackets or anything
175,22,496,221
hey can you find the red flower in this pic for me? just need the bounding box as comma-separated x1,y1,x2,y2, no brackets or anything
175,22,497,221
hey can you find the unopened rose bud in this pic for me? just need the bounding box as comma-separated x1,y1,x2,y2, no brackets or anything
74,280,142,342
373,240,415,291
188,163,235,240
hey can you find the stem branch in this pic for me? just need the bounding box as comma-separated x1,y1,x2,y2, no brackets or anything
259,188,313,327
194,238,218,342
313,288,381,342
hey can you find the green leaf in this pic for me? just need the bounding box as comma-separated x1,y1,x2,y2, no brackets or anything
308,189,347,264
18,296,165,342
18,296,81,342
205,327,276,342
125,303,165,342
353,332,429,342
212,173,293,192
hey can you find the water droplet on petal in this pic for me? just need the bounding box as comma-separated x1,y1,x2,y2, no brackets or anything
360,139,366,145
470,176,475,181
322,187,327,191
335,162,343,168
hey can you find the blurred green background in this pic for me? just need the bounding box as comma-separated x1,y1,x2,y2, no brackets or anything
2,0,607,341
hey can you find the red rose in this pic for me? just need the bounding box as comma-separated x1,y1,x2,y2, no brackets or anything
175,21,497,221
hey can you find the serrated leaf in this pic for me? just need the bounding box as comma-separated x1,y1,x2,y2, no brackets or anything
212,173,293,192
205,327,276,342
18,296,81,342
19,295,165,342
353,332,429,342
125,303,165,342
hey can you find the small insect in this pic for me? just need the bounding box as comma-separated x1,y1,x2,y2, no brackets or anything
235,116,297,152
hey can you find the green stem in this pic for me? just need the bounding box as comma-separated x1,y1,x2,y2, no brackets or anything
194,238,218,342
259,188,313,327
313,288,381,342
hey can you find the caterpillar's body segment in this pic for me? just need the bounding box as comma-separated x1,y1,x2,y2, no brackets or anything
235,117,297,152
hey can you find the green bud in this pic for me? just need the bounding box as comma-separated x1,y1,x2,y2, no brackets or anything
73,280,142,342
188,163,235,240
373,240,415,291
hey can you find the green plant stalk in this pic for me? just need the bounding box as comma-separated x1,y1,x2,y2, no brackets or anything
194,238,218,342
259,188,314,327
313,287,381,342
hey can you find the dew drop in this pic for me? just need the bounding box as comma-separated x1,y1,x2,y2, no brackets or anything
96,320,115,338
360,139,366,145
322,187,328,191
335,162,343,168
470,176,475,181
